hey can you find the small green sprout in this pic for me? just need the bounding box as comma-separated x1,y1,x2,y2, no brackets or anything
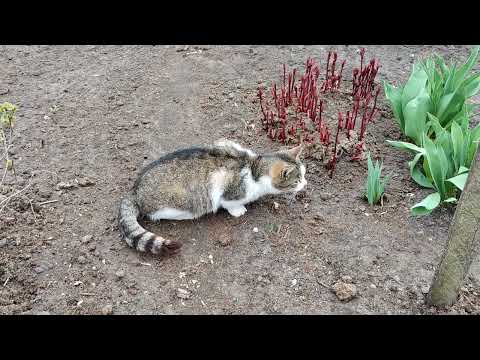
364,153,389,206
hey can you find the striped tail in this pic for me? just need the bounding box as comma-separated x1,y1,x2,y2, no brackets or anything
118,197,182,255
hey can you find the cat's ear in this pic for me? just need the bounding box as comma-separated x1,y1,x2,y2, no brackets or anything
285,144,304,160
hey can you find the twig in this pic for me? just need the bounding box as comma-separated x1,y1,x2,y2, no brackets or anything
25,195,38,223
80,293,96,297
3,275,11,287
316,277,331,289
38,199,59,206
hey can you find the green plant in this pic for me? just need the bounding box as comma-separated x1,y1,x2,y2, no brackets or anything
388,115,480,215
0,102,17,184
384,47,480,215
384,47,480,147
364,153,389,206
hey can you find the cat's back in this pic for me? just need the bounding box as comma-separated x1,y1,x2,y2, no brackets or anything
132,146,248,211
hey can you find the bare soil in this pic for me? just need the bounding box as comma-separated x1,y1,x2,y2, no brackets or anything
1,45,479,315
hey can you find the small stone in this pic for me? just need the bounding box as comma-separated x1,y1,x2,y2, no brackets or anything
291,279,297,286
176,288,191,300
0,239,7,248
421,285,430,294
101,304,113,315
359,205,366,212
333,282,357,302
81,235,93,244
313,213,325,222
115,270,125,279
33,266,45,274
87,243,96,252
389,284,399,292
56,181,76,190
253,227,259,233
37,189,52,199
78,178,95,187
228,93,234,100
319,192,333,201
273,201,280,210
77,256,87,264
341,275,352,283
370,284,377,289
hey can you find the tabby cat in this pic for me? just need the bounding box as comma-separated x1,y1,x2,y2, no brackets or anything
118,140,307,255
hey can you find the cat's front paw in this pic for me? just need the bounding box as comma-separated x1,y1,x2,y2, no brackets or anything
226,205,247,217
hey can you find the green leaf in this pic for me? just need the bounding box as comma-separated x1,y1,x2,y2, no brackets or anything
446,173,468,191
386,140,425,154
436,91,465,126
409,152,434,188
423,135,447,199
426,113,445,137
462,74,480,98
403,87,432,145
453,46,479,89
444,197,458,204
411,192,441,216
384,82,404,130
401,64,429,108
451,121,465,171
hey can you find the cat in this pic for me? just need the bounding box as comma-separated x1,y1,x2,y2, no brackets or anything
118,139,307,255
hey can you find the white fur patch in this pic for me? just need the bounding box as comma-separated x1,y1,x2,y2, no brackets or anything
215,139,256,157
149,208,194,221
294,164,307,192
220,167,280,213
209,169,227,212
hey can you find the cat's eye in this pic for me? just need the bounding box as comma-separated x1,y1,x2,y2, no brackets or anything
282,167,294,179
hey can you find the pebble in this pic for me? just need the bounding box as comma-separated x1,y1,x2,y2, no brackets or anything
33,266,45,274
81,235,93,244
115,270,125,279
37,189,52,199
101,304,113,315
341,275,352,283
333,281,357,302
77,256,87,264
253,227,259,233
0,239,7,248
87,243,96,251
273,201,280,210
56,181,76,190
228,93,234,100
370,284,377,289
389,284,399,292
291,279,297,286
421,285,430,294
319,192,333,201
176,288,191,300
78,177,95,187
313,213,325,222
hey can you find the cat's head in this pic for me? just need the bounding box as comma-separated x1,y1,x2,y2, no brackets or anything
266,145,307,193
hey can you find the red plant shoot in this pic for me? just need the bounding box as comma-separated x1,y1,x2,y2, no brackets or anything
257,48,381,176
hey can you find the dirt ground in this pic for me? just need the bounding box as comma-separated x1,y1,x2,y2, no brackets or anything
1,45,479,315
